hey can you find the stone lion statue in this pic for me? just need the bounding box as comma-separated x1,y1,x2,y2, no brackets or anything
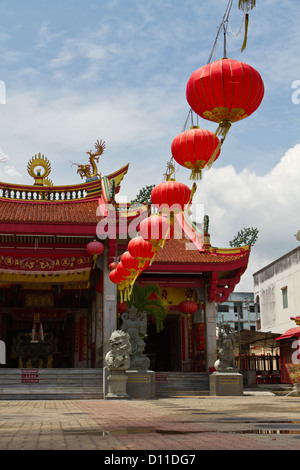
105,330,132,371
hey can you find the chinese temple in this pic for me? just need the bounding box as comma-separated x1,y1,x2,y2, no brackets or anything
0,140,251,374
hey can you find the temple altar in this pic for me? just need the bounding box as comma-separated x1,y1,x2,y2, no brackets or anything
12,332,58,368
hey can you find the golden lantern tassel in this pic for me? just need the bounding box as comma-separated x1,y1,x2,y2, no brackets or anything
241,13,249,52
207,141,222,170
190,168,202,180
215,120,231,140
129,272,140,296
238,0,256,52
149,251,158,266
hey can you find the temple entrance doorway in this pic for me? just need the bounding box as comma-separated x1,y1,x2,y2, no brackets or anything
145,314,181,371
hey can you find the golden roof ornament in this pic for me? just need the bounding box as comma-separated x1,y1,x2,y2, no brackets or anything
72,139,105,181
163,160,175,181
27,153,53,186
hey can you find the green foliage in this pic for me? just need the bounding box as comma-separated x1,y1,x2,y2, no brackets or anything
131,185,155,205
127,283,168,333
229,227,259,247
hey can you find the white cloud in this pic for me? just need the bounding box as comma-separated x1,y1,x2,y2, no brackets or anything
193,143,300,291
0,84,185,187
0,147,25,183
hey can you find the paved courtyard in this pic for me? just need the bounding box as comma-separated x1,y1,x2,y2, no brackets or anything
0,392,299,454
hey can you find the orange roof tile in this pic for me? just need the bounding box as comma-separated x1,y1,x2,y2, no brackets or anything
0,199,101,225
153,236,250,265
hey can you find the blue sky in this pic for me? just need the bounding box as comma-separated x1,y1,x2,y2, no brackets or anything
0,0,299,290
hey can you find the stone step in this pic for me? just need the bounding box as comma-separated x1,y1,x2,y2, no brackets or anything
0,369,210,399
155,372,209,397
0,369,104,400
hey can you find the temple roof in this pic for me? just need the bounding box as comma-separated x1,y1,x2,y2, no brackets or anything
0,162,130,236
153,236,250,266
0,199,100,225
0,156,251,299
141,217,251,302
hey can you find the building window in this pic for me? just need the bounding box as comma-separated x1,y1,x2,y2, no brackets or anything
282,287,288,309
234,303,243,318
218,305,229,312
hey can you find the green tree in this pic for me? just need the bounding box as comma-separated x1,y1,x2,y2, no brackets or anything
131,185,155,205
127,283,168,333
229,227,259,247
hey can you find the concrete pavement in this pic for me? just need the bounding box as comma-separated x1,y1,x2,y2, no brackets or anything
0,391,299,453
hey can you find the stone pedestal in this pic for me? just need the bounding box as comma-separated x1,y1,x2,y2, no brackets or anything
105,370,130,399
209,372,243,396
126,370,155,399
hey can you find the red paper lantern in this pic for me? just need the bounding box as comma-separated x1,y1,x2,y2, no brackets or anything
86,239,104,268
86,240,104,256
128,236,157,266
109,269,122,284
109,268,131,302
109,261,118,270
186,58,264,138
139,215,173,243
116,261,132,280
121,251,149,273
179,300,199,316
151,181,191,214
171,126,221,180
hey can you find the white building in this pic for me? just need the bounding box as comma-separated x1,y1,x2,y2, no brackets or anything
253,246,300,335
217,292,257,331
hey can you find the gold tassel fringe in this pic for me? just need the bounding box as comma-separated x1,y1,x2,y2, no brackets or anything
207,141,222,169
190,168,202,180
241,13,249,52
215,120,231,140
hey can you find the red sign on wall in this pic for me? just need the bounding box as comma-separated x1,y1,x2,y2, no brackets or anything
79,317,88,361
22,369,39,383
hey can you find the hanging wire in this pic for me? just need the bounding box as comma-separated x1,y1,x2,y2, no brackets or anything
165,0,234,178
227,17,245,39
184,0,234,132
207,0,234,63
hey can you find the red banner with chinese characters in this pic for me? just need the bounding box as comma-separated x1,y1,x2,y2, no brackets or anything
0,253,92,273
79,317,88,361
194,323,205,351
74,323,79,353
188,316,193,359
22,369,39,383
181,317,186,361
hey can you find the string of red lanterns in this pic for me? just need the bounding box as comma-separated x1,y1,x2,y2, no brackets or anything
109,8,264,310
